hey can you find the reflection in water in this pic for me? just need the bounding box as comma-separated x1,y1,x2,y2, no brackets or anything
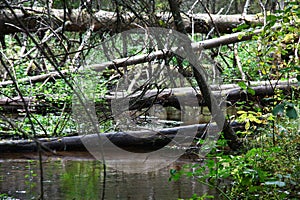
0,152,217,199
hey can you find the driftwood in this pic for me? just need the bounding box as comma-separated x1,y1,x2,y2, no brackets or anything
0,123,244,153
0,79,297,113
0,7,263,35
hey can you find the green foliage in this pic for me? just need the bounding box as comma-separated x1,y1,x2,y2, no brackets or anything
0,32,112,138
172,2,300,199
255,2,300,80
236,110,269,134
179,193,215,200
220,1,300,83
0,193,10,199
237,81,256,95
0,1,299,199
172,123,300,198
173,91,299,198
273,102,298,119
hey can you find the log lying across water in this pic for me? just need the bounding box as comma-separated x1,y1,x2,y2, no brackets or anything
0,123,243,153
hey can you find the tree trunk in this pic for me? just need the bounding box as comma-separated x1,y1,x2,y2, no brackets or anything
0,123,244,153
0,79,297,113
167,0,242,150
0,7,263,35
0,26,269,87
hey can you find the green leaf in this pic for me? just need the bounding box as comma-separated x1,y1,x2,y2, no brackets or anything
237,33,245,40
266,14,278,22
245,120,250,131
205,159,215,168
247,87,256,95
272,104,285,116
233,23,250,32
169,169,181,181
238,81,247,90
297,74,300,85
286,106,298,119
170,169,177,175
158,20,165,26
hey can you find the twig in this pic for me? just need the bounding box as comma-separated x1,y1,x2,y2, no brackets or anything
258,0,267,27
198,0,220,37
242,0,251,18
234,43,246,81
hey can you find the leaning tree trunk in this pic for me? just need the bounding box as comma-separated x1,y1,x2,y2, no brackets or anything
168,0,242,150
0,24,274,87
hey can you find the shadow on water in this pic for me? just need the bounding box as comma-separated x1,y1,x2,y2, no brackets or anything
0,152,218,199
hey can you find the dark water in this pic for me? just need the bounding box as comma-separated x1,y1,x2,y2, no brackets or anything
0,152,217,200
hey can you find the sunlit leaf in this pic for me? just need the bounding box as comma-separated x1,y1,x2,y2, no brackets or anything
158,20,165,26
252,117,262,124
238,81,247,90
245,120,250,131
233,23,250,32
247,87,256,95
237,33,245,40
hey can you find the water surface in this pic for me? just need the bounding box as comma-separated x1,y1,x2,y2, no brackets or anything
0,152,217,199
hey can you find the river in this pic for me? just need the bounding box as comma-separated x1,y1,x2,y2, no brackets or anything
0,152,217,199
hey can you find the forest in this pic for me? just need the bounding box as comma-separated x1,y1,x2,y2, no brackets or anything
0,0,299,199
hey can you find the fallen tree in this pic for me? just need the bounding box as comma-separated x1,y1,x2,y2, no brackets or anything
0,79,297,113
0,70,69,87
0,123,244,153
87,25,270,71
0,25,273,87
116,78,299,110
0,7,263,35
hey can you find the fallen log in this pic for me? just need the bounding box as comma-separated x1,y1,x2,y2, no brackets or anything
0,7,263,35
0,25,278,87
0,123,244,153
86,26,269,72
0,96,35,112
0,70,69,87
109,78,298,109
0,79,297,113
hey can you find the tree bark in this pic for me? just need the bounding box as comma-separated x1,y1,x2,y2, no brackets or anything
0,79,297,113
167,0,242,150
0,7,263,35
0,123,244,153
87,26,269,71
0,70,69,87
0,26,267,87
